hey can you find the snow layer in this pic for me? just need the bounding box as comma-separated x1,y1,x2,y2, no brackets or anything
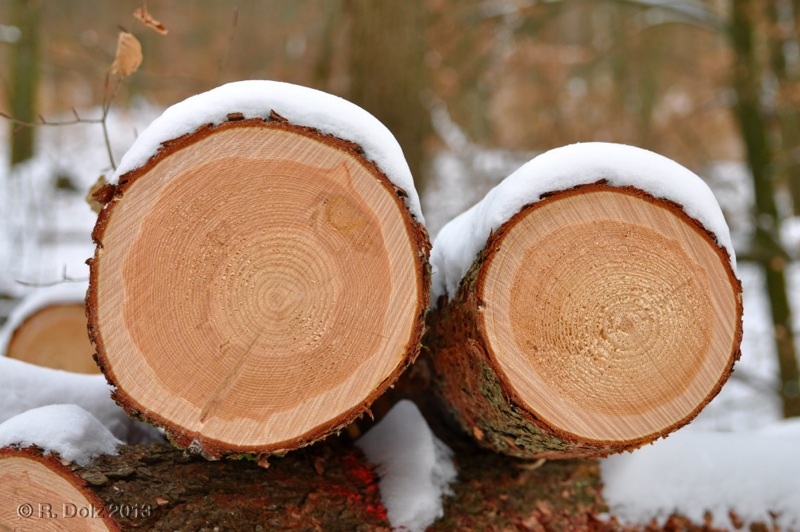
110,80,423,223
430,142,736,302
0,404,120,466
356,400,457,532
0,357,161,445
0,281,88,355
601,421,800,529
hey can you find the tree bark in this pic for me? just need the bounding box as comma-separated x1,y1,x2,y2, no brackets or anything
428,184,743,458
0,439,610,531
87,115,430,460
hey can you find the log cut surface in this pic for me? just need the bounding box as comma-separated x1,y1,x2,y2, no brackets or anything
430,183,743,458
88,118,429,458
5,303,99,375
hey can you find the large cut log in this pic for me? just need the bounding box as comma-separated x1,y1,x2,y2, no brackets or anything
88,81,430,459
0,441,607,531
428,143,743,459
0,284,98,374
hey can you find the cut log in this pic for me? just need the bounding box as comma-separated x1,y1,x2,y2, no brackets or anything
88,115,430,459
5,303,98,374
0,284,98,375
428,182,743,459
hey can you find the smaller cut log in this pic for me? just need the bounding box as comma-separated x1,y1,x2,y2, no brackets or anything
0,284,98,374
88,81,430,459
428,143,743,459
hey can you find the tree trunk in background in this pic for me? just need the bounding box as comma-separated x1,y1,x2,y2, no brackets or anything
347,0,432,192
8,0,41,167
730,0,800,418
765,0,800,216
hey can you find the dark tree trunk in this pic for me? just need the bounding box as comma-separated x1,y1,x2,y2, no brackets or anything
8,0,41,167
347,0,433,193
729,0,800,418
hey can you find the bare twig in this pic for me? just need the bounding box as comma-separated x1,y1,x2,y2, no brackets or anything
15,265,88,288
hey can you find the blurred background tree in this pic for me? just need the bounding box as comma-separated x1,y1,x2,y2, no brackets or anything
1,0,799,419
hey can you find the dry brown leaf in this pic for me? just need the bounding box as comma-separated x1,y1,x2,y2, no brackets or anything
133,4,168,35
110,32,142,77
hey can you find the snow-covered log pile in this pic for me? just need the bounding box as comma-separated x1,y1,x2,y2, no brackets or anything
428,143,743,458
1,80,771,530
0,282,99,374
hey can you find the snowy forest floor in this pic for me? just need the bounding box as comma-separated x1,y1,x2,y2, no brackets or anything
1,102,798,529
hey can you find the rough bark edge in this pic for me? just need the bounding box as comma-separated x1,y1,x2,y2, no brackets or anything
0,446,121,531
86,115,432,460
429,182,744,458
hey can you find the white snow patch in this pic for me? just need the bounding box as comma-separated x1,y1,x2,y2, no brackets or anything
111,80,423,224
601,421,800,529
0,404,120,466
0,357,161,445
356,400,457,532
0,281,88,355
430,142,736,302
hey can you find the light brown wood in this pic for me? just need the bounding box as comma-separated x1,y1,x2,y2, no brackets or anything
88,119,429,458
482,188,738,442
429,184,742,458
0,449,116,531
6,304,99,375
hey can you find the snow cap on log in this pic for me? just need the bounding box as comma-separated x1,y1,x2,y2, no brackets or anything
0,404,120,466
431,142,736,303
110,79,423,224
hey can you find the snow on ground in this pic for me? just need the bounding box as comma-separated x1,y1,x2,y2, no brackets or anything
0,404,120,466
601,419,800,529
110,80,424,224
429,142,736,302
356,400,457,532
0,357,161,445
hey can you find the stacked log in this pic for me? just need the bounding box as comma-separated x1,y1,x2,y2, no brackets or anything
427,143,743,459
0,284,98,374
86,82,430,460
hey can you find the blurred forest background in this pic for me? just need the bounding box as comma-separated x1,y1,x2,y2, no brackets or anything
2,0,800,424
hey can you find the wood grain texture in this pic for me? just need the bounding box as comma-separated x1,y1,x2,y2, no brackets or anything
6,304,99,375
88,117,430,459
428,183,743,458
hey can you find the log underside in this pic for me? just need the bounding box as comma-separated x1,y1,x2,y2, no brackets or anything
0,441,606,531
0,439,768,531
6,303,99,375
87,117,430,459
429,184,743,458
